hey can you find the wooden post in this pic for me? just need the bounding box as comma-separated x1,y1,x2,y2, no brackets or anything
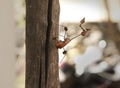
26,0,60,88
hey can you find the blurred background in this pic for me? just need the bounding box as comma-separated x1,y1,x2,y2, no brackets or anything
59,0,120,88
0,0,120,88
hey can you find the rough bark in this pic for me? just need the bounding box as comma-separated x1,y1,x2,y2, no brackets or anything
26,0,60,88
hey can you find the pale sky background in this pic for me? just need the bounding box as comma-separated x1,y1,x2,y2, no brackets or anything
60,0,120,22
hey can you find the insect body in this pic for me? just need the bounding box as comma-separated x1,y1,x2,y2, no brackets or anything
56,38,71,49
55,17,91,64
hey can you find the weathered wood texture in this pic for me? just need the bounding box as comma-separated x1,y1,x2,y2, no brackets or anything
26,0,60,88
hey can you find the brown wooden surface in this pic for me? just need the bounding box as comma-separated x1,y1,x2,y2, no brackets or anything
26,0,60,88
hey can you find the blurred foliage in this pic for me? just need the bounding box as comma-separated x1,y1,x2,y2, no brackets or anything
14,0,25,88
14,0,25,28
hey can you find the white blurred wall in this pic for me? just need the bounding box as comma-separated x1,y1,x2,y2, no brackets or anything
0,0,15,88
60,0,120,22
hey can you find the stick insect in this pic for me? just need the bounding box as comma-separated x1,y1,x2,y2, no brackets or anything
54,18,91,64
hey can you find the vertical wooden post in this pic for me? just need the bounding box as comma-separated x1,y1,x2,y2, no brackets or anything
26,0,60,88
